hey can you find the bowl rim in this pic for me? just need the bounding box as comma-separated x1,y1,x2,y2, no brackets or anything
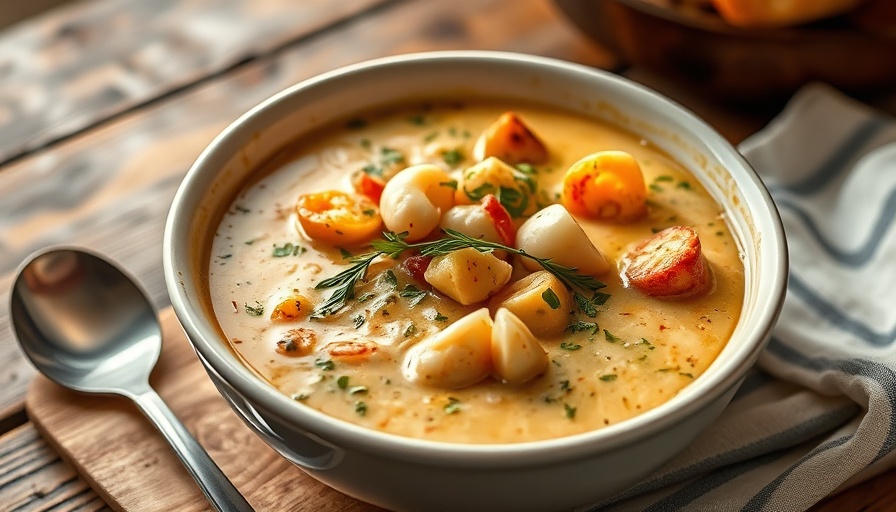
163,49,788,466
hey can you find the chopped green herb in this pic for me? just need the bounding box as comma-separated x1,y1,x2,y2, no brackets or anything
680,372,694,379
362,208,376,217
542,288,561,309
566,321,599,334
515,163,537,175
408,114,426,125
292,393,309,401
315,359,335,371
442,149,464,166
427,310,449,322
560,341,582,351
337,376,350,389
654,175,675,182
352,314,366,329
244,239,256,245
383,269,398,288
649,183,664,193
362,164,384,177
234,205,251,214
574,291,609,317
399,284,427,306
339,247,353,260
444,397,462,414
604,330,621,343
272,243,305,257
637,338,655,350
354,401,368,416
404,323,417,337
217,254,232,259
439,179,458,190
244,301,264,316
560,380,572,392
677,181,693,190
599,374,618,382
381,147,405,166
357,292,375,303
564,403,577,419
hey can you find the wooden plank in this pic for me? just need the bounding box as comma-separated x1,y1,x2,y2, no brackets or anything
0,0,616,422
26,308,383,512
0,423,110,511
0,0,394,164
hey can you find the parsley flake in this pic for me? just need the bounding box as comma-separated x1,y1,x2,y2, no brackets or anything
542,288,561,309
315,359,335,371
444,397,462,415
564,403,577,419
560,341,582,351
354,401,368,416
244,301,264,316
604,330,621,343
599,374,618,382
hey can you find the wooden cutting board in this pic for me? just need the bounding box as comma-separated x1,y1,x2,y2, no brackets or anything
25,307,384,512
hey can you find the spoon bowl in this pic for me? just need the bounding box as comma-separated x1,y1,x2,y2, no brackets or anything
10,247,254,512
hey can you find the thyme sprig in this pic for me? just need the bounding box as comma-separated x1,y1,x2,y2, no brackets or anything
311,229,605,317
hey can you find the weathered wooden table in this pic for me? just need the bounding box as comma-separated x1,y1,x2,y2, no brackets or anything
1,0,893,510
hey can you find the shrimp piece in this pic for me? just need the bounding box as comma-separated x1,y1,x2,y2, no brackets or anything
296,191,382,245
403,308,493,389
621,226,712,298
562,151,647,222
473,112,549,165
270,294,312,322
455,157,538,217
379,164,456,241
275,328,316,356
326,340,379,362
491,308,548,385
439,194,516,247
516,204,610,277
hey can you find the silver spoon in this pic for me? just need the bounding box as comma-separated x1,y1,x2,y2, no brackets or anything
10,247,254,512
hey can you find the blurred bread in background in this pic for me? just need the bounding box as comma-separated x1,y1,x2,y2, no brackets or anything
711,0,863,28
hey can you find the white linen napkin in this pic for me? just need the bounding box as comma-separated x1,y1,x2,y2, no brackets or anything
583,83,896,511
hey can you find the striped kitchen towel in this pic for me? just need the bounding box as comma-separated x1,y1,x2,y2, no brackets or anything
585,83,896,511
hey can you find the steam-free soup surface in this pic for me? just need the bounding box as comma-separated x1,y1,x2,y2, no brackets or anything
209,102,744,443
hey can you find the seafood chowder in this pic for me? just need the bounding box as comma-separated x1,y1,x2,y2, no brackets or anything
208,102,745,444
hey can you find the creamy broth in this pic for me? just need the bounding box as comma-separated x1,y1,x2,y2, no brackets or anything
209,102,744,444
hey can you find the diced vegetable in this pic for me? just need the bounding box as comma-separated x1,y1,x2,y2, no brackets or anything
516,204,610,277
296,191,382,245
402,308,493,389
488,271,573,337
562,151,647,222
473,112,548,165
424,248,512,305
491,308,548,385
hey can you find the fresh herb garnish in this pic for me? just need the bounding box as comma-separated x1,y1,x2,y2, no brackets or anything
399,284,427,306
604,329,621,343
337,376,350,389
354,401,368,416
564,403,577,419
560,341,582,351
273,243,305,257
312,229,605,317
566,321,599,334
315,359,335,371
339,247,353,259
442,149,464,166
404,323,417,337
383,269,398,288
542,288,561,310
381,147,405,166
244,301,264,316
599,374,618,382
352,314,366,329
444,397,462,414
439,179,458,190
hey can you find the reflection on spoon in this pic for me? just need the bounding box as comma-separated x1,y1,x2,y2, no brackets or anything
10,247,255,512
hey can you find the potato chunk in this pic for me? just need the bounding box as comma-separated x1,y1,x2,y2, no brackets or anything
402,308,493,389
424,248,512,305
472,112,549,165
491,308,548,385
488,271,573,337
516,204,610,277
455,157,537,217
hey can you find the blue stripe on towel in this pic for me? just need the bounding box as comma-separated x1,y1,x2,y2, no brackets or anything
788,274,896,346
766,338,896,462
772,189,896,267
743,436,852,511
768,116,888,194
589,405,858,510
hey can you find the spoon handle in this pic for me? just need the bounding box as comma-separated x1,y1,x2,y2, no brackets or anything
134,389,255,512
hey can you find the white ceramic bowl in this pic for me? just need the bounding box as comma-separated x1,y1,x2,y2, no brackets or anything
163,51,788,512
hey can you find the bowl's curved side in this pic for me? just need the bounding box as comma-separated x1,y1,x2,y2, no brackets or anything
163,51,788,511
